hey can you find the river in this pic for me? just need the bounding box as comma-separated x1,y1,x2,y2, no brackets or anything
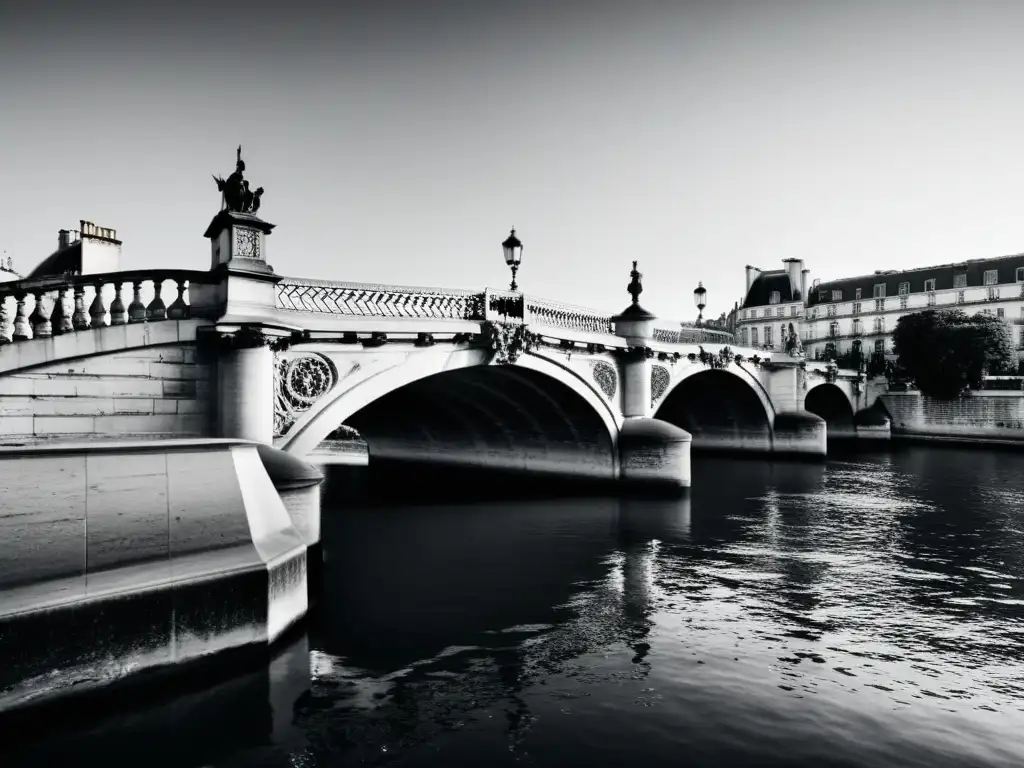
4,446,1024,767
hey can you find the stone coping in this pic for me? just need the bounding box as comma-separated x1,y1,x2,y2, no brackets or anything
0,543,265,620
0,437,254,456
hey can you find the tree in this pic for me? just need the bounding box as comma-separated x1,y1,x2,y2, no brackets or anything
892,309,1015,399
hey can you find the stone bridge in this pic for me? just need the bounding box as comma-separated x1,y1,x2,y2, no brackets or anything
0,260,878,490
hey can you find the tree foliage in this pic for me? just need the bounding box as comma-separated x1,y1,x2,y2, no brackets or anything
892,309,1015,399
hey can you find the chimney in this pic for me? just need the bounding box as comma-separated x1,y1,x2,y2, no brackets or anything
783,258,802,300
58,229,71,250
744,265,761,294
801,268,810,306
78,219,123,275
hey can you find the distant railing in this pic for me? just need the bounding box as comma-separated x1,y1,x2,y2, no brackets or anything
0,269,212,345
653,325,735,345
525,296,613,335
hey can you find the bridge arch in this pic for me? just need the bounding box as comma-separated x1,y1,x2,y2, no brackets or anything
279,346,621,481
804,382,855,439
654,366,775,453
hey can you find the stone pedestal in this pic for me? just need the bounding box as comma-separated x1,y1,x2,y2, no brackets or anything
218,343,275,444
204,209,277,275
619,348,653,418
618,418,692,490
773,410,827,457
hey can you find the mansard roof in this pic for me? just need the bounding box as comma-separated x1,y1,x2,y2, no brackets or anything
807,252,1024,307
742,270,796,309
26,242,82,279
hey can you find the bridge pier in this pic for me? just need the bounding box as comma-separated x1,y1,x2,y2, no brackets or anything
618,418,691,490
217,341,276,444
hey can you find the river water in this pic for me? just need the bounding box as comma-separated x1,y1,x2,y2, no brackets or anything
5,446,1024,767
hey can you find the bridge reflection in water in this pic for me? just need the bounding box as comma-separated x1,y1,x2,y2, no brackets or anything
4,449,1024,768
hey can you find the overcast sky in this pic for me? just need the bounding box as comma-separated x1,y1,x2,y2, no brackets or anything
3,0,1024,321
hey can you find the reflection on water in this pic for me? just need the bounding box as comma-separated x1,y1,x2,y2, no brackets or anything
5,446,1024,767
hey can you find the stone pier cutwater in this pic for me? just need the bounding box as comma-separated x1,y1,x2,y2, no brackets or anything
0,148,878,717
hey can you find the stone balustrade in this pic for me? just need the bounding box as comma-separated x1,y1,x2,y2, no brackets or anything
653,324,735,346
0,269,212,345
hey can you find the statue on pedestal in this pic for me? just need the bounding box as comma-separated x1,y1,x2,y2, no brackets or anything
785,321,803,356
213,146,265,214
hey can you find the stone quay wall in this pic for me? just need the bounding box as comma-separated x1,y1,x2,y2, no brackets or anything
879,391,1024,443
0,439,310,715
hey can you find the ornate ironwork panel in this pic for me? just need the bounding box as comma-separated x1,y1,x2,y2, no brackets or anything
528,298,613,334
235,227,260,260
276,279,486,320
590,360,618,401
274,353,337,436
651,364,671,404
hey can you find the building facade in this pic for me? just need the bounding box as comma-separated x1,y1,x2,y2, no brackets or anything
803,254,1024,364
735,252,1024,367
734,258,810,353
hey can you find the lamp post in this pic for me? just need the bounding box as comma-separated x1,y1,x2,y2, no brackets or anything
502,228,523,292
693,281,707,326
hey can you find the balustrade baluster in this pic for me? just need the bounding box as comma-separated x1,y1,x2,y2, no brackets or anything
167,278,189,319
13,293,31,341
147,280,167,321
50,287,72,335
72,285,89,330
30,290,52,339
89,282,107,329
109,281,127,325
0,295,11,345
128,281,146,323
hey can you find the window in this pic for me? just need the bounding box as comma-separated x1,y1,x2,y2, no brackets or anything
829,321,840,337
928,293,936,306
873,283,886,298
874,339,884,355
763,326,773,347
776,307,784,317
899,282,910,296
873,317,886,334
954,273,967,288
855,288,862,300
827,304,837,317
763,309,770,318
957,290,965,304
832,290,843,301
769,290,781,305
1019,328,1024,347
1017,267,1024,283
924,278,936,291
988,287,999,300
900,296,908,310
997,308,1005,318
741,327,749,346
790,306,797,317
984,269,998,285
875,299,884,312
852,301,861,315
853,319,863,335
751,327,758,346
818,290,827,301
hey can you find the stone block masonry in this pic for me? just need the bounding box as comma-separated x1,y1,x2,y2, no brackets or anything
880,391,1024,442
0,343,213,443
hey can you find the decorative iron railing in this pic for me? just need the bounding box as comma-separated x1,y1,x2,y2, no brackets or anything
275,278,485,320
652,325,735,345
0,269,211,345
524,297,613,335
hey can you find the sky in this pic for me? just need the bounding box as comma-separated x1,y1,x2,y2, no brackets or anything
4,0,1024,323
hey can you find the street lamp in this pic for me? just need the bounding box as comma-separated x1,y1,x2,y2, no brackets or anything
502,228,523,292
693,281,707,325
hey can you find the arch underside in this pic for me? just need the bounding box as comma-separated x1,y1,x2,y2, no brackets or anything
805,384,855,438
655,369,773,453
342,364,617,483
